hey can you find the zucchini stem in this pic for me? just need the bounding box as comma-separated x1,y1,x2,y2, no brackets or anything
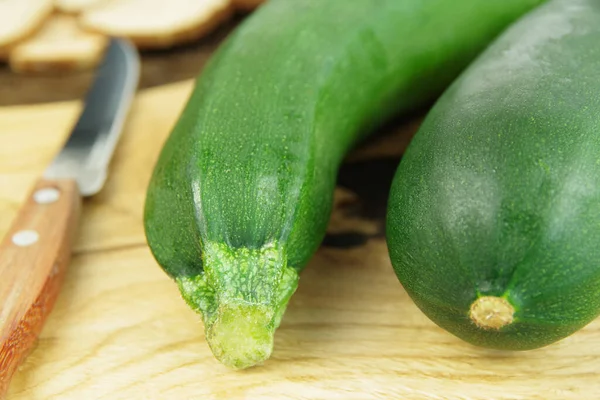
469,296,515,330
207,303,277,369
176,241,298,369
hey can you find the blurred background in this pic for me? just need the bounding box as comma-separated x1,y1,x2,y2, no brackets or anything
0,0,262,106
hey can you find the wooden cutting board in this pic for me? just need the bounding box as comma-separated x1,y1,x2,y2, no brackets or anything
1,80,599,400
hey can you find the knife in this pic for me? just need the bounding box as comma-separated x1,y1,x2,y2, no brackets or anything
0,38,140,397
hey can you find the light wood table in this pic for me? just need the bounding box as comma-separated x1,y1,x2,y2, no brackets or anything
1,80,599,400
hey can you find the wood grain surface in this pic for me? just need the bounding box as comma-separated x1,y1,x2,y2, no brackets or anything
1,80,600,400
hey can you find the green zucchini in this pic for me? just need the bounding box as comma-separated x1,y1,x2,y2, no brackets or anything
387,0,600,350
144,0,546,368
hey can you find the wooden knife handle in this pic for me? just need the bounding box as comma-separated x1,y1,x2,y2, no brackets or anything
0,178,80,398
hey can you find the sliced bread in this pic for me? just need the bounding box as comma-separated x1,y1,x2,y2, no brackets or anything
81,0,233,49
54,0,110,13
0,0,53,56
9,14,109,73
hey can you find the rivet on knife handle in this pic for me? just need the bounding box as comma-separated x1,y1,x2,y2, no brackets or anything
0,178,81,397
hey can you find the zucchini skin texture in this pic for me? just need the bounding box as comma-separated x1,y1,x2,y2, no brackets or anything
387,0,600,350
144,0,547,368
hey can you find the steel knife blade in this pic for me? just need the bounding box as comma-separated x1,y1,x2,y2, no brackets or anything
45,38,140,196
0,38,140,397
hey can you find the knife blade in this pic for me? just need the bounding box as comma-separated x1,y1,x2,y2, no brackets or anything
0,38,140,397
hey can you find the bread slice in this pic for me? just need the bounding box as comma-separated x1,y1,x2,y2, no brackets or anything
233,0,265,11
54,0,110,13
0,0,53,56
81,0,233,49
9,14,109,73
